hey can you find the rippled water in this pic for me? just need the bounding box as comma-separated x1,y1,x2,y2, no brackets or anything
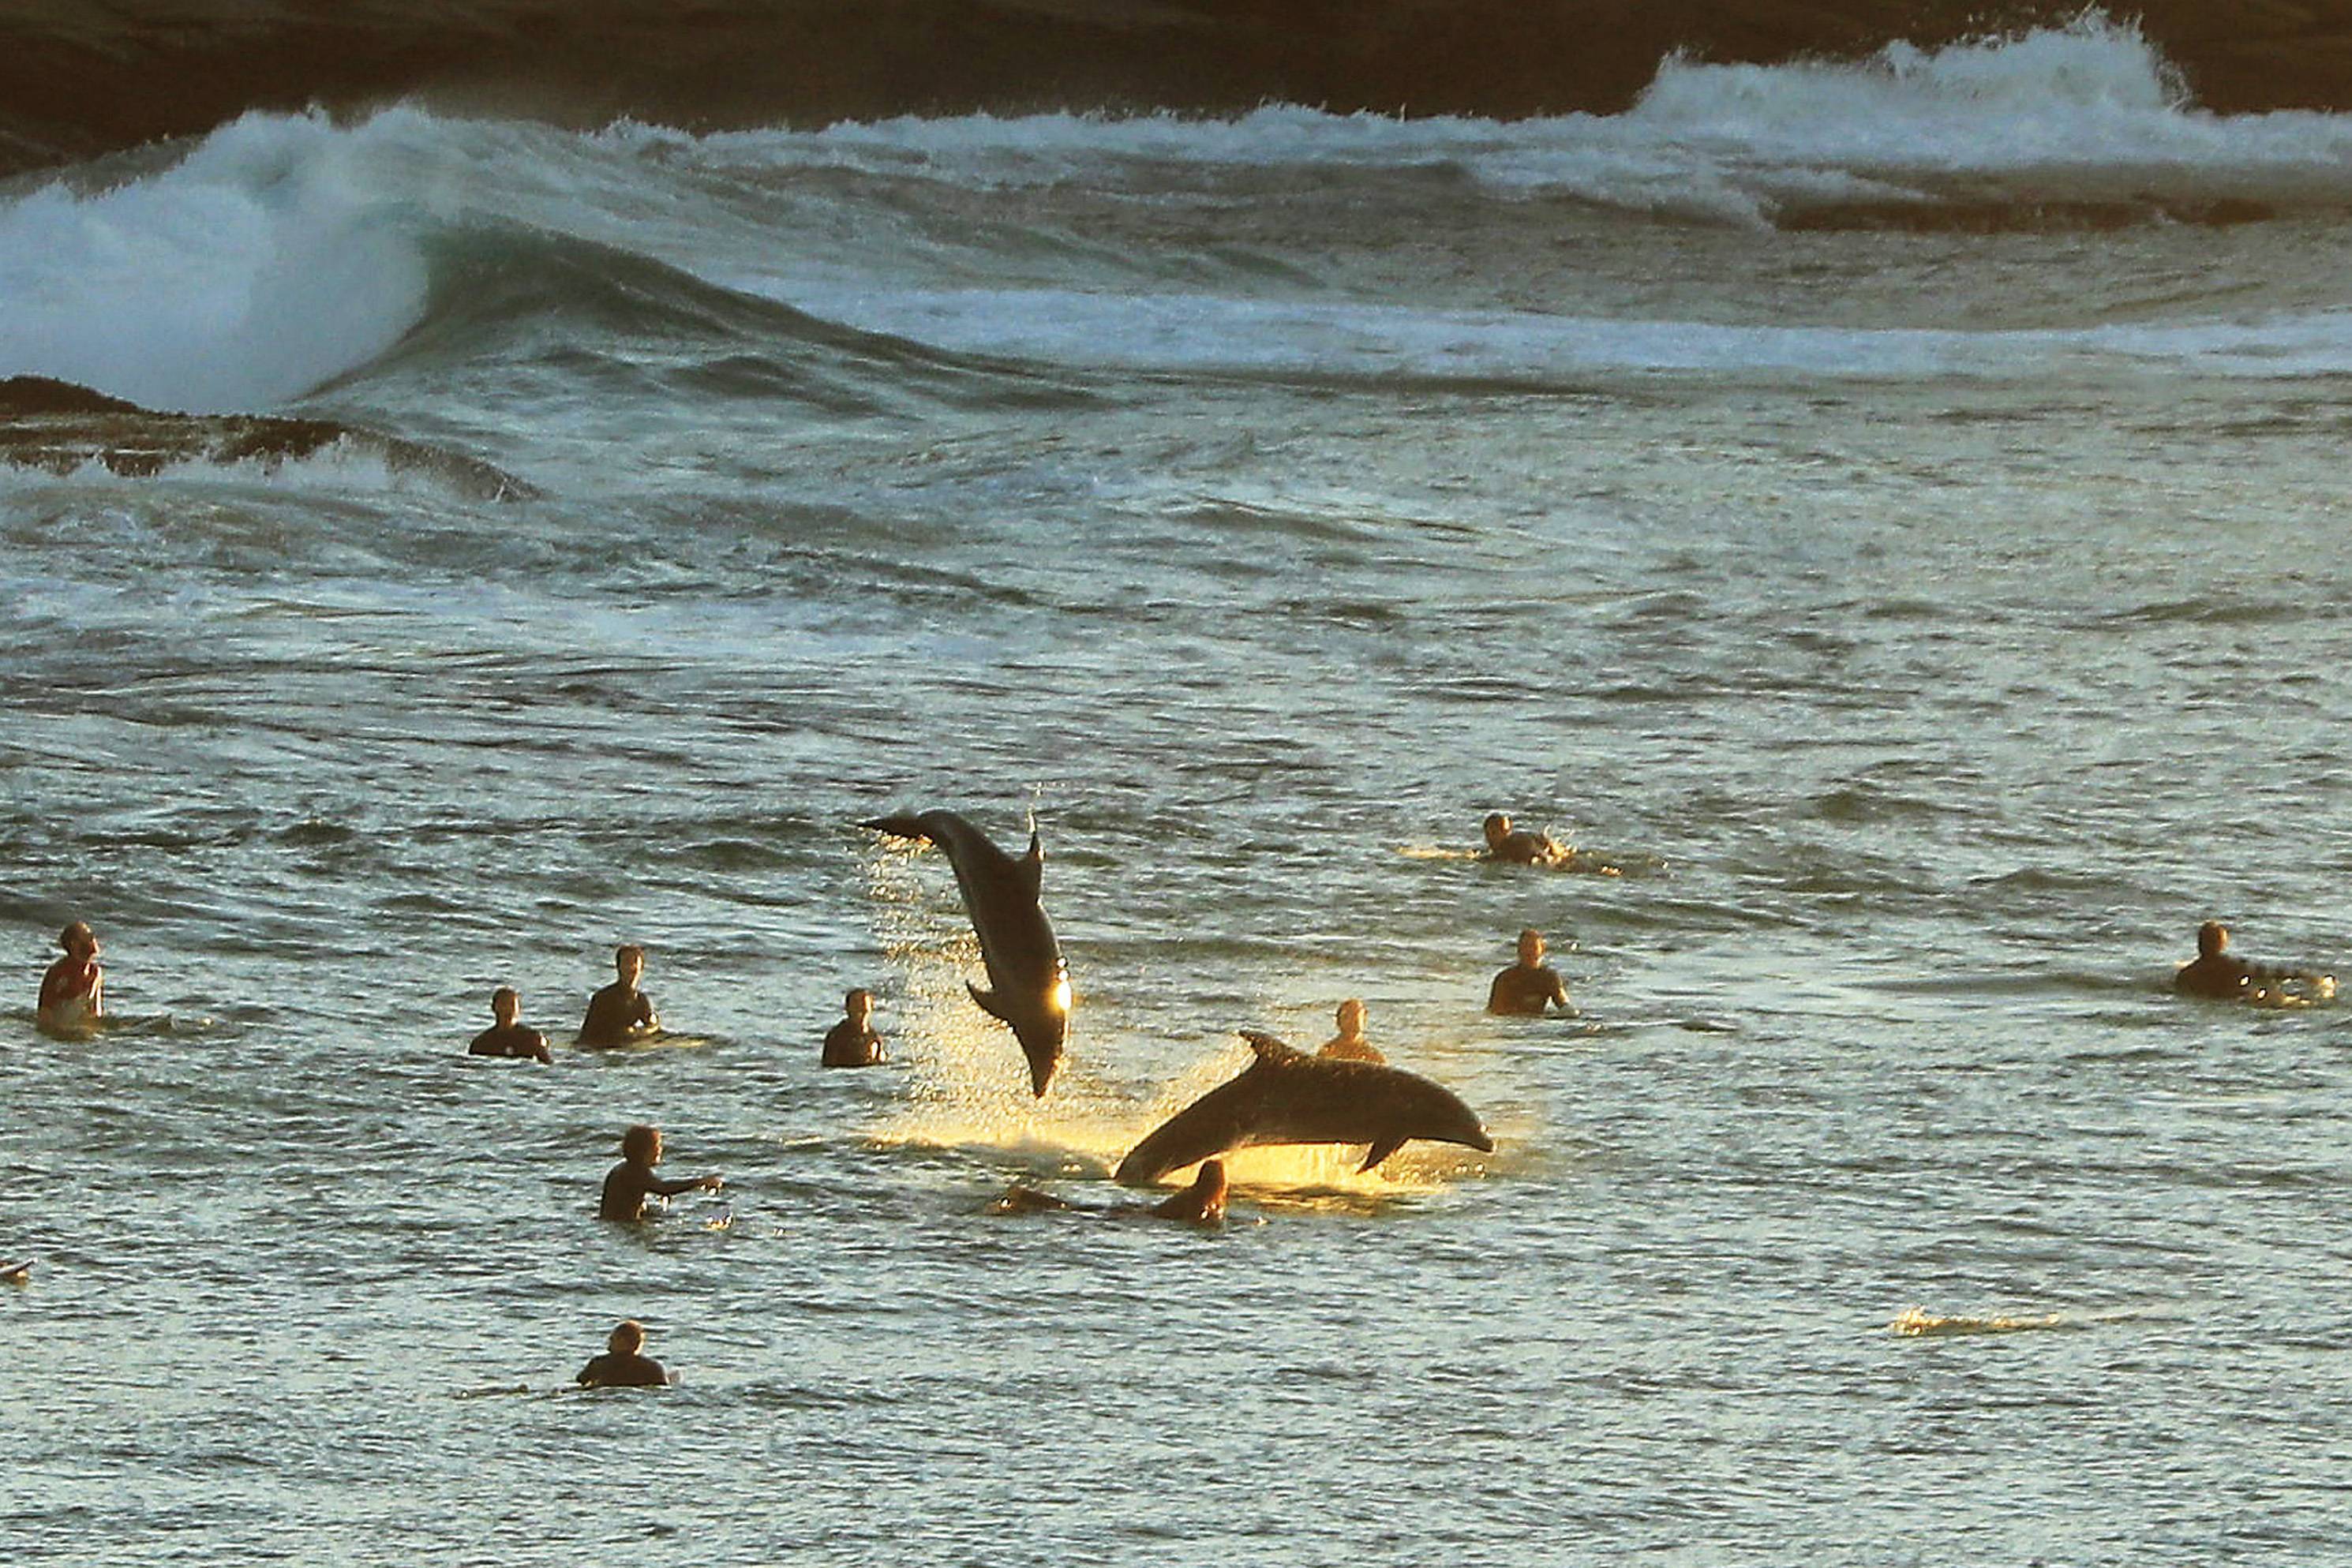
7,21,2352,1564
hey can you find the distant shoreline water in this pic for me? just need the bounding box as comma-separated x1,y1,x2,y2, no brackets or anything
9,0,2352,178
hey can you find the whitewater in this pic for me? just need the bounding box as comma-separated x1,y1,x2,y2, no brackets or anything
6,17,2352,1564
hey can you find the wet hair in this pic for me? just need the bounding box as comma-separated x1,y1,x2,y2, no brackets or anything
58,921,92,952
615,944,645,967
2197,921,2228,959
491,986,519,1010
1482,813,1511,843
845,987,873,1012
621,1124,661,1162
609,1319,646,1354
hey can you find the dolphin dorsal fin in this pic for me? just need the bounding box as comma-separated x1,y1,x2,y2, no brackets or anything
1238,1030,1304,1068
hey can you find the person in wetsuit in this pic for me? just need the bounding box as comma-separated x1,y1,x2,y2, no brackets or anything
36,921,103,1035
1487,927,1571,1016
989,1159,1230,1226
579,944,659,1046
469,986,552,1063
577,1319,671,1387
598,1125,722,1222
1481,813,1567,866
822,987,885,1067
2174,920,2333,1001
1318,998,1384,1064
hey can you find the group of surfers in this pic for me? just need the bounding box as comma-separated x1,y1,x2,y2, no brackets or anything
34,814,2321,1386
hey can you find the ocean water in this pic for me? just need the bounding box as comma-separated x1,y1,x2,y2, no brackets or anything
6,15,2352,1563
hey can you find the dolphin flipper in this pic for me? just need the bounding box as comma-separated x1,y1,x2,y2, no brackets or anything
1358,1136,1406,1173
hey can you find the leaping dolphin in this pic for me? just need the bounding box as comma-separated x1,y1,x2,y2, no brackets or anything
1114,1031,1493,1186
862,808,1071,1097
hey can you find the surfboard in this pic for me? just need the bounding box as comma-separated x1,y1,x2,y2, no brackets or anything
0,1258,35,1282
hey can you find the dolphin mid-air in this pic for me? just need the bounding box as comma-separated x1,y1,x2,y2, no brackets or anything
1115,1032,1493,1185
863,808,1071,1097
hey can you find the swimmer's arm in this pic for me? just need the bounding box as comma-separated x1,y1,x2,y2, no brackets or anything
646,1173,722,1197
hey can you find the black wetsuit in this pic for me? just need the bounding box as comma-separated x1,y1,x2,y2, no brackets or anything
599,1160,704,1222
2174,955,2250,999
2175,953,2319,1000
821,1020,883,1067
577,1352,669,1387
1487,829,1562,864
1487,963,1569,1016
579,982,654,1046
469,1023,551,1062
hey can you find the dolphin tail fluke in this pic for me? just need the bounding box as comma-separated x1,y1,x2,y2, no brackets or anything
861,814,933,841
1358,1136,1407,1173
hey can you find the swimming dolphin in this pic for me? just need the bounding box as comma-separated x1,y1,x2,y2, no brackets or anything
862,808,1070,1097
1114,1032,1493,1185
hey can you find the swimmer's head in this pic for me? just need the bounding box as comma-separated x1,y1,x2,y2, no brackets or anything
622,1124,662,1164
609,1319,646,1355
1517,927,1545,965
615,945,646,983
1335,998,1365,1038
2198,921,2229,959
58,921,96,957
1482,814,1511,848
491,986,520,1024
845,988,874,1021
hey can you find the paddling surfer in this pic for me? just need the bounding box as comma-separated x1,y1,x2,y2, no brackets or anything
598,1125,722,1222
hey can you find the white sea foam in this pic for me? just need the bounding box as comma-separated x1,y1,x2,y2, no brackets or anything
756,281,2352,385
0,112,429,412
13,14,2352,414
614,13,2352,224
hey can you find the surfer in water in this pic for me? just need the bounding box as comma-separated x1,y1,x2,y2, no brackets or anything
2173,920,2334,1001
1481,812,1568,866
598,1125,722,1222
821,987,885,1067
577,1319,672,1387
1318,998,1384,1064
1487,927,1571,1016
469,986,552,1063
579,944,659,1046
990,1160,1230,1225
36,920,103,1036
